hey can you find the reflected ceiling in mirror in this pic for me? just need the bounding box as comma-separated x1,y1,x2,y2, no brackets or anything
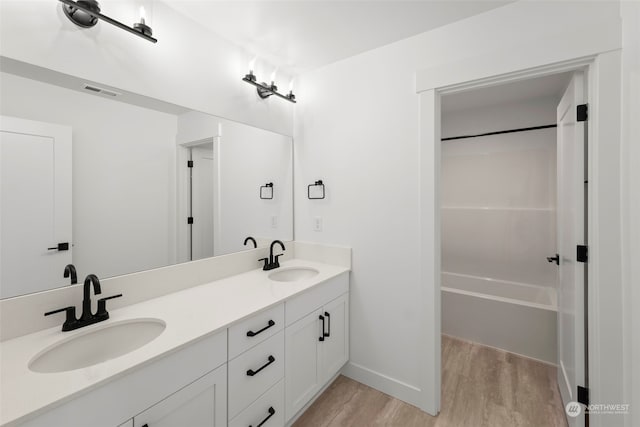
0,57,293,299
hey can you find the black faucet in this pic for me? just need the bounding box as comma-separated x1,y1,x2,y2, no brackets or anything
63,264,78,284
244,236,257,248
45,274,123,332
259,240,286,271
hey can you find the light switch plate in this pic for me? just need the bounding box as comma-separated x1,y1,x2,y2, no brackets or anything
313,217,323,232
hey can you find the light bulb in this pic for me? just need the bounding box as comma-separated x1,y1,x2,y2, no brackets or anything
270,69,277,85
248,57,256,74
139,6,146,24
288,80,294,93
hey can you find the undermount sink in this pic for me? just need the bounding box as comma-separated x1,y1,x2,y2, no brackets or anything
268,267,319,282
29,318,166,373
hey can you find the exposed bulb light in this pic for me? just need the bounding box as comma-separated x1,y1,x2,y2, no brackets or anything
133,5,152,37
245,57,257,82
287,80,295,102
269,69,278,91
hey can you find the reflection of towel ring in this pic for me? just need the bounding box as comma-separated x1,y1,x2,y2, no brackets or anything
307,180,325,200
260,182,274,199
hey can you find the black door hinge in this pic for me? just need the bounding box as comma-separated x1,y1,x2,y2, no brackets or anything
577,104,588,122
187,160,194,168
187,217,194,224
577,385,590,406
577,245,588,263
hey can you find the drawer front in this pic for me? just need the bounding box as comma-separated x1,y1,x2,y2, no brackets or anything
286,272,349,326
229,303,284,360
229,380,284,427
228,330,285,419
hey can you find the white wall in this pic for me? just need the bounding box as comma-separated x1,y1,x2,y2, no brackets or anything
0,72,178,282
441,98,557,289
0,0,293,136
294,0,621,413
620,2,640,426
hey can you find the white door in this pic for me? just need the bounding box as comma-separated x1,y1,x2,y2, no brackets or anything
320,293,349,381
285,308,323,420
0,116,72,298
556,72,587,426
191,146,215,260
133,364,227,427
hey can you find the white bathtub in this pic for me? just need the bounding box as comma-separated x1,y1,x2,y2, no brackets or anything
441,271,557,364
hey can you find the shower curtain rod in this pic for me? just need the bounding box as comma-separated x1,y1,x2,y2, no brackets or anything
441,124,557,141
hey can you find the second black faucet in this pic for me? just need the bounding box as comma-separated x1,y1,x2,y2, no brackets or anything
259,240,286,271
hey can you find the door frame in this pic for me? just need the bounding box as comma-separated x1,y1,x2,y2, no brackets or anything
416,47,624,427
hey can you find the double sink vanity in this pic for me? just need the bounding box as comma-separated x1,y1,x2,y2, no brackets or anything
0,243,351,427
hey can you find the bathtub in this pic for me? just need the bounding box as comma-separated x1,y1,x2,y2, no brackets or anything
441,271,557,364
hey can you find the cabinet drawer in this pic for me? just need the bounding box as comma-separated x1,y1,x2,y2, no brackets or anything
286,272,349,326
228,331,285,419
229,380,284,427
229,303,284,360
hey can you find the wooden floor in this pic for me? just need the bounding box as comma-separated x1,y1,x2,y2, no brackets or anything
293,336,568,427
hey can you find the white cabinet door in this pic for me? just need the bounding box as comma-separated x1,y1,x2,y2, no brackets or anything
285,308,323,420
133,364,227,427
320,293,349,382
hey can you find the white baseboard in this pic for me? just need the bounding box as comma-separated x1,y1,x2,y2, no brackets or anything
341,361,425,411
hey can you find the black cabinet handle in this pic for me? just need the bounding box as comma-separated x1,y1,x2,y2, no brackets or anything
247,320,275,337
246,355,275,377
47,242,69,251
249,406,275,427
324,311,331,338
319,315,325,341
546,254,560,265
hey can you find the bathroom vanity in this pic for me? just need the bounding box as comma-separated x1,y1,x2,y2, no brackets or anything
0,253,350,427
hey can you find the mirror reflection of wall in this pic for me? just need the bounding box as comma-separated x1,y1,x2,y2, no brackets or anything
0,61,293,299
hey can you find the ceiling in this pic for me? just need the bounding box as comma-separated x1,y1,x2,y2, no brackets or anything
164,1,513,74
441,72,574,113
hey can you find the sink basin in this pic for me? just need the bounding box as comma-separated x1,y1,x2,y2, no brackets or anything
29,318,166,373
269,267,319,282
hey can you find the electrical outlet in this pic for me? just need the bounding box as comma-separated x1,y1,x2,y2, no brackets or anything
271,215,278,228
313,216,323,232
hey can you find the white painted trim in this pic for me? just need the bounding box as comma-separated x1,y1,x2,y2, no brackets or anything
416,18,621,93
418,88,441,415
341,362,423,407
417,50,625,426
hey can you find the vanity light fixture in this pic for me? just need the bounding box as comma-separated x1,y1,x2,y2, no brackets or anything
59,0,158,43
243,66,296,103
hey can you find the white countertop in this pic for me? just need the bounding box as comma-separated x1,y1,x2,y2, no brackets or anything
0,259,349,426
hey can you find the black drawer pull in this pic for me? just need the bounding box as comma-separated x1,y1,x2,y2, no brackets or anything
247,319,275,337
324,311,331,338
249,406,276,427
319,315,325,341
246,355,275,376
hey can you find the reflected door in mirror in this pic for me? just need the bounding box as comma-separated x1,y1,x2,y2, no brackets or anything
0,116,72,298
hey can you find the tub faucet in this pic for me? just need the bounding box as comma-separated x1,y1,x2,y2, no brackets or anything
259,240,286,271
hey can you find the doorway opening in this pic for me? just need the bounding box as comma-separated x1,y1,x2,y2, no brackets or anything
439,70,588,426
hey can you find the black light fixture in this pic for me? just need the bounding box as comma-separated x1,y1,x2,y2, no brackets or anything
242,63,296,103
59,0,157,43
